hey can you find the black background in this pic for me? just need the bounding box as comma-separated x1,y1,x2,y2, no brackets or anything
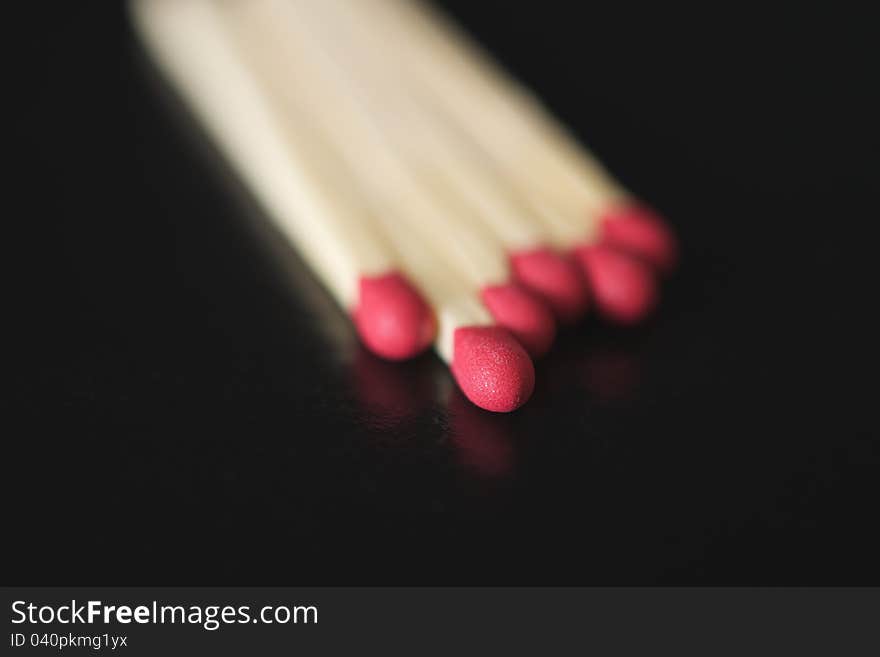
9,1,879,584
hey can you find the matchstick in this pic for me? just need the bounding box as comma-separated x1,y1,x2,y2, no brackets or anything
129,0,435,361
318,0,678,323
224,0,556,358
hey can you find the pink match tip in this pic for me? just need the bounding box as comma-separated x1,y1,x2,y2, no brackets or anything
352,272,435,361
572,244,659,325
481,282,556,358
600,203,679,273
451,326,535,413
510,247,590,324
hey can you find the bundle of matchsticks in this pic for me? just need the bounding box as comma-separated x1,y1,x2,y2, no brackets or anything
131,0,677,413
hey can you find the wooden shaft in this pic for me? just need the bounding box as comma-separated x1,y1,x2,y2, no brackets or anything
224,0,511,287
292,0,550,253
316,0,630,245
129,0,394,307
373,0,624,199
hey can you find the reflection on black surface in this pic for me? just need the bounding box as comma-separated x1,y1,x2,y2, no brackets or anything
350,346,434,429
580,346,642,403
447,387,517,481
537,324,647,407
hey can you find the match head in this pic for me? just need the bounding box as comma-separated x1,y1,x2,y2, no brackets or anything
510,247,590,324
352,272,436,361
600,203,678,273
451,326,535,413
572,244,659,325
480,282,556,358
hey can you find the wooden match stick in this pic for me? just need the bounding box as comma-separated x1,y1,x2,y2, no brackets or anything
318,0,678,322
129,0,435,361
224,0,556,360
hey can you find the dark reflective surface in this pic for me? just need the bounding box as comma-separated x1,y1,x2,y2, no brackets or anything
10,2,879,583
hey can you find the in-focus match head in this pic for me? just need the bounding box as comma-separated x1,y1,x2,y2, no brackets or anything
481,282,556,358
572,244,659,325
451,325,535,413
510,247,590,324
353,272,436,360
599,203,679,273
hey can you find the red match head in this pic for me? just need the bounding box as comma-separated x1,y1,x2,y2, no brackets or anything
572,244,659,325
510,247,590,323
600,203,678,273
481,282,556,358
352,272,435,361
451,326,535,413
